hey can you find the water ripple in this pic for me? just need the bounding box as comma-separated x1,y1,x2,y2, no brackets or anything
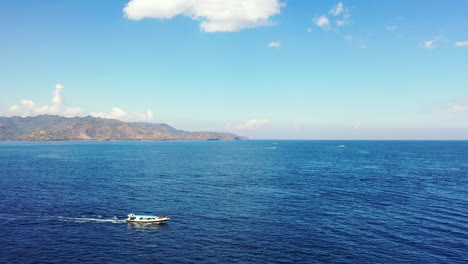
0,140,467,263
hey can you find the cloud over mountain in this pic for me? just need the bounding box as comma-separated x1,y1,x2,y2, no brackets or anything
8,84,85,117
8,84,154,123
226,119,269,131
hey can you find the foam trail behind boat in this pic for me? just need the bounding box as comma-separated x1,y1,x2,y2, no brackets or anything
58,216,125,224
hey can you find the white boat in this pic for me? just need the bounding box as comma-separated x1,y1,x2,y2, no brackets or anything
126,213,170,223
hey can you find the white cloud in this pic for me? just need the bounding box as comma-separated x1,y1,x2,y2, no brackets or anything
90,110,121,120
431,98,468,115
331,2,350,27
20,99,37,114
53,84,64,105
344,35,352,41
313,15,330,30
225,119,269,131
335,19,349,27
111,107,128,118
90,108,154,122
123,0,284,32
7,84,153,122
420,40,437,49
8,84,74,116
314,2,351,32
307,27,313,33
445,105,467,113
268,41,280,48
437,104,467,114
146,110,154,121
329,2,344,16
63,107,86,117
455,40,468,47
386,25,398,31
8,105,20,114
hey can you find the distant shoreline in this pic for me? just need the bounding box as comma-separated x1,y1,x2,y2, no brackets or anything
0,115,247,141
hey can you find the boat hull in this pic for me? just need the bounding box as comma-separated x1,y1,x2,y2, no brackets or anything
126,213,170,224
126,219,169,223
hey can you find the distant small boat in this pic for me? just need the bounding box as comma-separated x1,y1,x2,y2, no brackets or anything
126,213,170,223
338,145,346,148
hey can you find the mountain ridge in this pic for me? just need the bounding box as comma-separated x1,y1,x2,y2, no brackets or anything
0,115,247,141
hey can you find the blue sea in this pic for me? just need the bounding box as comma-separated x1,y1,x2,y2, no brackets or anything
0,140,467,263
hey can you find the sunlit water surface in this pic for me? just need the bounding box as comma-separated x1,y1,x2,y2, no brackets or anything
0,141,467,263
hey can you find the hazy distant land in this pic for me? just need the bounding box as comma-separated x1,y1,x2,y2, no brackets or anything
0,115,247,141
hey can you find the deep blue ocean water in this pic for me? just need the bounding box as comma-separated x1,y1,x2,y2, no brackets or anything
0,140,467,263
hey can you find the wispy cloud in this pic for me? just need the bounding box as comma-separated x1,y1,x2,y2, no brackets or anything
432,98,468,114
443,105,467,113
8,84,154,122
268,41,281,48
313,15,330,30
329,1,351,27
335,19,349,27
313,2,351,32
123,0,285,32
385,17,404,36
455,40,468,47
439,100,468,114
386,25,398,31
329,2,345,16
419,40,437,49
225,119,269,131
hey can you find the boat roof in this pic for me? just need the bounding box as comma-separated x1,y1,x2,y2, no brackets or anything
131,214,159,218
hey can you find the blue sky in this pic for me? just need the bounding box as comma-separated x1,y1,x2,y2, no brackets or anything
1,0,467,139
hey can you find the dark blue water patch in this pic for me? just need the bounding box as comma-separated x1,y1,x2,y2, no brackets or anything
0,140,467,263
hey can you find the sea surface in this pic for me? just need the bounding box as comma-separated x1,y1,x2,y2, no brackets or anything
0,140,467,263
